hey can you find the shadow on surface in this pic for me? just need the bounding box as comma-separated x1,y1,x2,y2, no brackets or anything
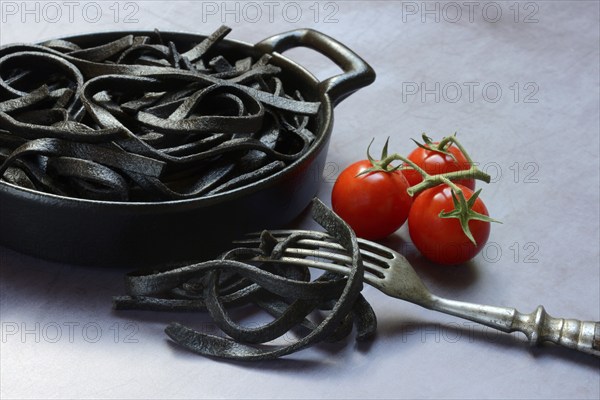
375,317,600,369
0,245,126,307
378,233,480,291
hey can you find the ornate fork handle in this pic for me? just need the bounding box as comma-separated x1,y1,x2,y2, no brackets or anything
428,297,600,356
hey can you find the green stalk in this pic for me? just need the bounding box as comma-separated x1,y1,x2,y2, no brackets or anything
407,167,490,196
359,137,500,245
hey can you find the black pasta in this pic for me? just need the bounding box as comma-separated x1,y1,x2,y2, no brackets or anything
114,198,377,361
0,26,320,201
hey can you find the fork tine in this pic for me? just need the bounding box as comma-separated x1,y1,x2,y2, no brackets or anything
256,256,380,287
232,230,320,247
254,230,397,260
289,239,391,269
283,247,387,277
241,229,324,240
236,230,396,268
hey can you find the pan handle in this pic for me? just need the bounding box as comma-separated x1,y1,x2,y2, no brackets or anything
255,29,375,106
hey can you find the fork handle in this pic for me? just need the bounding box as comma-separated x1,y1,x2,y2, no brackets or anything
429,297,600,357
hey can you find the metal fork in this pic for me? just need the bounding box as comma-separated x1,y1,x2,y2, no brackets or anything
238,229,600,357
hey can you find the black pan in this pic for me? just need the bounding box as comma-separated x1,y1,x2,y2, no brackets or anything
0,29,375,267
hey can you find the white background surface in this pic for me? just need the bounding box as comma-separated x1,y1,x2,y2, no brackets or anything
1,1,599,399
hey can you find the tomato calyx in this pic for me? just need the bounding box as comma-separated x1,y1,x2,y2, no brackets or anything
437,179,501,245
359,136,491,197
411,133,459,162
356,137,404,176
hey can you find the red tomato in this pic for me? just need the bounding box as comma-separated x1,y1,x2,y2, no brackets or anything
332,160,412,240
408,185,490,265
402,144,475,190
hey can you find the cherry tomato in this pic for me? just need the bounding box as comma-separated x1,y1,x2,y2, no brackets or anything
332,160,412,240
402,144,475,190
408,184,490,265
